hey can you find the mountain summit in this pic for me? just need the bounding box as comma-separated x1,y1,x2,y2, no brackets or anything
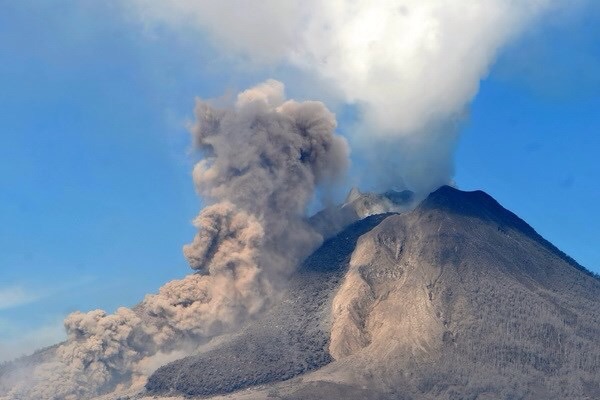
145,186,600,399
2,186,599,400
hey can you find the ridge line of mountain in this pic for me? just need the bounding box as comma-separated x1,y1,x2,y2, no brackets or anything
424,186,599,280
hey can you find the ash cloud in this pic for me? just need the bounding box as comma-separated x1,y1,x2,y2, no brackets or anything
130,0,570,194
0,80,348,400
188,80,348,271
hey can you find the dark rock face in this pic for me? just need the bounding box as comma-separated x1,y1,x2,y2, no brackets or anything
382,189,414,205
146,186,600,399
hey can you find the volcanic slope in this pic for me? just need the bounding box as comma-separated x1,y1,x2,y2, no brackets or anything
145,186,600,400
145,212,393,397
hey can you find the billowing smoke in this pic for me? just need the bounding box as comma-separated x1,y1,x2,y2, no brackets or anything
0,80,348,400
130,0,561,192
186,79,349,278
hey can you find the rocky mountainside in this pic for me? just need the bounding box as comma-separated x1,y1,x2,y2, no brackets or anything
145,213,392,398
2,186,598,400
143,186,600,399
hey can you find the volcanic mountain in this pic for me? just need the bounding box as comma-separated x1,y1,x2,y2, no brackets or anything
142,186,600,400
2,186,599,400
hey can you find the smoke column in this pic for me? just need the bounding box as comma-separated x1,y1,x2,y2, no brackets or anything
131,0,561,192
0,80,348,400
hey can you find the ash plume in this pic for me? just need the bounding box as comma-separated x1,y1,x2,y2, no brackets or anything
130,0,571,193
187,80,348,273
0,80,349,400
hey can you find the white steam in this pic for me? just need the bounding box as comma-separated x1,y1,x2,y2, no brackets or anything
0,81,348,400
131,0,558,192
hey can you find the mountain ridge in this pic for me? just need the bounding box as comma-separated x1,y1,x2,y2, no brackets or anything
2,186,599,400
423,186,597,279
144,186,600,399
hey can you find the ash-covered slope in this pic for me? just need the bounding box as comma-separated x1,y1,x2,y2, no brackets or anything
321,186,600,399
145,186,600,399
145,213,392,397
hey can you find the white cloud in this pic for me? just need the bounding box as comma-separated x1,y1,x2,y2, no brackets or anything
128,0,562,135
0,319,66,362
0,277,94,361
126,0,572,193
0,286,40,310
0,276,95,311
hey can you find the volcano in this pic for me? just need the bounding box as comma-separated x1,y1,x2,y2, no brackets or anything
143,186,600,400
2,186,599,400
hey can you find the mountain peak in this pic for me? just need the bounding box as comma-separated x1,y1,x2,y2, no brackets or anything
420,185,597,280
420,185,534,234
144,183,600,400
345,187,363,203
423,185,502,211
4,185,599,400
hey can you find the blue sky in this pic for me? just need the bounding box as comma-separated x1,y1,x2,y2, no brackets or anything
0,1,599,361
